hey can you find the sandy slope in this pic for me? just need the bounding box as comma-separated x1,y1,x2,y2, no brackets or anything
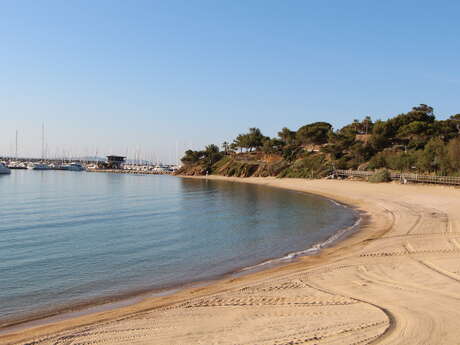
2,177,460,345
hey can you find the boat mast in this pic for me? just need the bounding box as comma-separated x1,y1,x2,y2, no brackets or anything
41,122,45,160
175,141,178,166
15,130,18,160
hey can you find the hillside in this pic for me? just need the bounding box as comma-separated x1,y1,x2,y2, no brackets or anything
176,105,460,178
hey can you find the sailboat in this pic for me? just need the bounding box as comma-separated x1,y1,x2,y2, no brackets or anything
7,130,26,169
29,123,51,170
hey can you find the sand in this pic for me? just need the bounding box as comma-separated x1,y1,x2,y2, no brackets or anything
2,177,460,345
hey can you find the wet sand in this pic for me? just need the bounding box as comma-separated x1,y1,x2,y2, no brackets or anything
2,177,460,345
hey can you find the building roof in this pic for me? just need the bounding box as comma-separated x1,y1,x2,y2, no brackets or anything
106,155,126,160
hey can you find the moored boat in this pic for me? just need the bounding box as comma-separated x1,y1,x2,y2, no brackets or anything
28,163,51,170
7,161,27,169
0,162,11,174
63,163,86,171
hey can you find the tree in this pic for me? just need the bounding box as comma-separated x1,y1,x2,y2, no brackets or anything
416,138,449,174
368,133,389,151
371,120,392,139
277,127,296,145
447,137,460,171
450,114,460,134
353,119,360,132
248,128,265,151
362,116,373,134
205,144,219,154
396,121,433,149
203,144,222,167
261,137,284,153
351,117,374,134
379,104,436,142
349,142,374,165
180,145,222,168
181,149,204,165
296,122,332,146
433,119,459,140
385,152,417,171
232,128,265,152
414,104,434,117
233,134,249,152
368,152,387,170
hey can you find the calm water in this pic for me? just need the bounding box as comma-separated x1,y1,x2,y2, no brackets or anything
0,170,356,325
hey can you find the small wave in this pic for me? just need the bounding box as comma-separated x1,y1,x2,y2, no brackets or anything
239,216,361,273
328,198,348,208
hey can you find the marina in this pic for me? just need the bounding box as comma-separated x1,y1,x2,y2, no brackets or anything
0,156,179,175
1,126,180,175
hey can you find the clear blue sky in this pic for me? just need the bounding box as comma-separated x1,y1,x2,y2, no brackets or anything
1,0,459,162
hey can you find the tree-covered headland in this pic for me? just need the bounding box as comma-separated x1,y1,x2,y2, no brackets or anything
177,105,460,178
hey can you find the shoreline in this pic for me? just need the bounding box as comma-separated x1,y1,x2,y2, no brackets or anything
0,176,361,336
3,177,460,344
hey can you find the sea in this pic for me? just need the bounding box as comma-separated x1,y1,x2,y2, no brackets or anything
0,170,357,327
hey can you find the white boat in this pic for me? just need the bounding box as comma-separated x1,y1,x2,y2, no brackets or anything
28,163,51,170
7,161,27,169
64,163,86,171
86,163,98,170
0,162,11,174
153,164,172,172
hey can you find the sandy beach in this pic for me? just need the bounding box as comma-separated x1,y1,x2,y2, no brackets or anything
2,177,460,345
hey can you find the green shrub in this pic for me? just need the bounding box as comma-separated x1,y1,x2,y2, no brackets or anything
277,153,332,178
368,152,387,170
368,169,392,183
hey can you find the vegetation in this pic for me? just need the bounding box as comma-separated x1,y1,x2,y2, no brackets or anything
368,169,392,183
177,105,460,179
